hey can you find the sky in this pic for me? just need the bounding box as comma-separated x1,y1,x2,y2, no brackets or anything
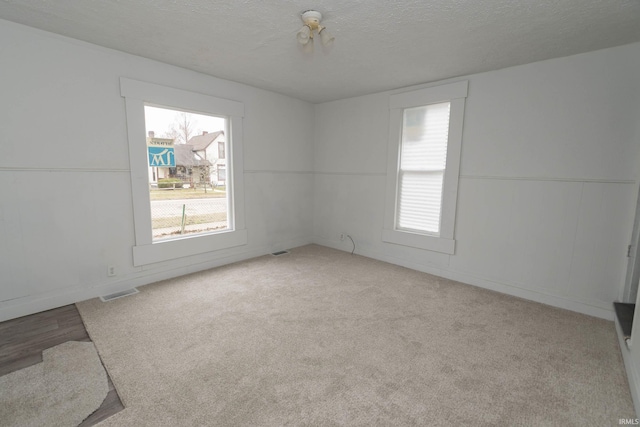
144,105,225,140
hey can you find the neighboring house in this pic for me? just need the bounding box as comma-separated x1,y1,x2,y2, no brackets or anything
186,131,226,186
146,131,217,187
173,144,212,185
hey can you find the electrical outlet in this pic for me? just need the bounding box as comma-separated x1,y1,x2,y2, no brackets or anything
340,233,345,241
107,265,116,277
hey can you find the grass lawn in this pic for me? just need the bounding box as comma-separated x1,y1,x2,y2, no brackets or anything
150,187,226,201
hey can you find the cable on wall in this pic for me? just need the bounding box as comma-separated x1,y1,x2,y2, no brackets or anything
347,235,355,255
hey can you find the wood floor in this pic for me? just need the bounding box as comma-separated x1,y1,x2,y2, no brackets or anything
0,304,124,426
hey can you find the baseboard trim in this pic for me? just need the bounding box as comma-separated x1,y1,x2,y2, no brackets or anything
1,235,613,322
0,237,312,322
313,236,614,320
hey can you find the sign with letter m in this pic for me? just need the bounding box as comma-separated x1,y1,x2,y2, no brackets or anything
148,147,175,167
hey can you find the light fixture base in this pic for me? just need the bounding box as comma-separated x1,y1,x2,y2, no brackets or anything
301,10,322,25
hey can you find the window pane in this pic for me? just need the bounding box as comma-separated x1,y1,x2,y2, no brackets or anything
397,102,451,235
144,105,229,241
400,102,450,171
397,171,444,234
217,165,226,182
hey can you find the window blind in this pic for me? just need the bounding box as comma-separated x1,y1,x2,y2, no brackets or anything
397,101,451,234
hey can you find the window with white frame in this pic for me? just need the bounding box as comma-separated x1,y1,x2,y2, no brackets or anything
383,81,468,254
144,105,228,241
120,78,247,266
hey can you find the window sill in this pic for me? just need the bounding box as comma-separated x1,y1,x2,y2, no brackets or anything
382,229,455,254
132,228,248,266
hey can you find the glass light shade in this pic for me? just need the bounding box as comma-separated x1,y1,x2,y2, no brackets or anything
302,38,314,54
319,28,334,47
297,26,311,44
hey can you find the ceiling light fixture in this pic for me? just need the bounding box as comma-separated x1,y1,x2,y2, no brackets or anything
296,10,334,53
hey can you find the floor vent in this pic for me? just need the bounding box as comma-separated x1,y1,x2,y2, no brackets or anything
271,250,290,256
100,288,139,302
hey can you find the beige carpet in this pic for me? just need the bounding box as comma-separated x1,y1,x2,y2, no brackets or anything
0,341,108,427
77,244,634,426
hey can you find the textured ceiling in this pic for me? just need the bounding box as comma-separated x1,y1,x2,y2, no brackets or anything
1,0,639,103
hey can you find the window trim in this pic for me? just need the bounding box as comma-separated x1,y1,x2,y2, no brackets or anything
120,78,247,266
382,80,468,254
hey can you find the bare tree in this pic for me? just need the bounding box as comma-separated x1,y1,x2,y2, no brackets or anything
164,112,198,144
199,164,211,193
161,127,181,142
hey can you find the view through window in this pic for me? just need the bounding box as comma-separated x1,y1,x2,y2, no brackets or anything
144,105,229,241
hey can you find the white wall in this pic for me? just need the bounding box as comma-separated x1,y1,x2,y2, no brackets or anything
0,20,314,321
313,42,640,320
2,16,640,326
3,18,639,409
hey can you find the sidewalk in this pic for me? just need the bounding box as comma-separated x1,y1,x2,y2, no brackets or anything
152,221,227,239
